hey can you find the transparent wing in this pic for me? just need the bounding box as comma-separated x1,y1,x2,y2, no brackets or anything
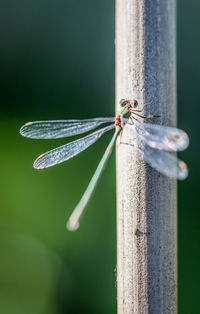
34,124,115,169
128,118,189,152
136,144,188,180
20,117,115,139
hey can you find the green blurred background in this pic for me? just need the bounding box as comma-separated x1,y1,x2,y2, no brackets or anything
0,1,198,313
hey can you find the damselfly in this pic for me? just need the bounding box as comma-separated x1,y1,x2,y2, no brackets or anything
20,99,189,230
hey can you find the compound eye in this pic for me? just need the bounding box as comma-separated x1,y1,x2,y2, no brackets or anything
133,100,138,108
120,99,128,107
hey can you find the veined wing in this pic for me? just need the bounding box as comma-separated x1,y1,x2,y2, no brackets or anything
20,118,115,139
34,124,115,169
128,119,189,152
136,144,188,180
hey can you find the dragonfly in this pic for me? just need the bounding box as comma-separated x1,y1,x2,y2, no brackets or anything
20,99,189,231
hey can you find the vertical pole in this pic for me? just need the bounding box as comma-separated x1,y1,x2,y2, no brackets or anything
115,0,177,313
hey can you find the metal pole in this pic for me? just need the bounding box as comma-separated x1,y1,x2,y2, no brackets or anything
115,0,177,313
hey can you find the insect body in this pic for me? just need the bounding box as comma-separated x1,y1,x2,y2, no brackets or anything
20,99,189,230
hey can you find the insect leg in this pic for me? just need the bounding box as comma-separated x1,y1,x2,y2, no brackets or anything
131,111,160,119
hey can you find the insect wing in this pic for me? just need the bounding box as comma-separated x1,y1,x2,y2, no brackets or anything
34,124,115,169
137,144,188,180
20,118,115,139
128,119,189,152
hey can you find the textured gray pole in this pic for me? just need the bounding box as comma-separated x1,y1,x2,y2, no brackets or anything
115,0,177,313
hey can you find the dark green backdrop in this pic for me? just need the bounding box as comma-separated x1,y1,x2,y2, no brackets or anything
0,1,198,313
